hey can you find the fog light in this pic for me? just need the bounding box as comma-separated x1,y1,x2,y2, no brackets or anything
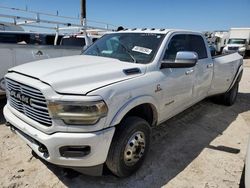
59,146,91,158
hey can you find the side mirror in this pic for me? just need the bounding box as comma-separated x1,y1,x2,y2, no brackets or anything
160,51,198,69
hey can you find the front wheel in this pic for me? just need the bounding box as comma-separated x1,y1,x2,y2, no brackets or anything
106,116,151,177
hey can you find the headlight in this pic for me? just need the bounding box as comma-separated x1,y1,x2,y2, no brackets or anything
239,47,246,52
47,100,108,125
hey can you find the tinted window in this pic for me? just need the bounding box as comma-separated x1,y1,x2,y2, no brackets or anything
45,35,56,45
61,37,86,47
44,35,63,45
92,38,98,43
0,33,30,44
188,35,208,59
163,34,189,61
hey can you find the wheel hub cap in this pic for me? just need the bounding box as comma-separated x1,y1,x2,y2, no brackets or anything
124,131,146,166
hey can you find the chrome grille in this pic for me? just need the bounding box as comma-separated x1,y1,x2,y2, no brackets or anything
5,78,52,126
228,47,239,51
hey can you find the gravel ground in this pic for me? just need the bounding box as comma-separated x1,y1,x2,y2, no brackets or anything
0,59,250,188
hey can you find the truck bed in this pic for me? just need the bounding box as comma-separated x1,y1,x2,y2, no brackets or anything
209,52,243,96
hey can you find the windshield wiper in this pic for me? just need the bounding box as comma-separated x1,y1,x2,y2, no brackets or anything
118,42,137,63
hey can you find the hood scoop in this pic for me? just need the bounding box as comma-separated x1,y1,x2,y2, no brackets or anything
123,68,141,75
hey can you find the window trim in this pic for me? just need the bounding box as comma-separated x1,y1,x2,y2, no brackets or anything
187,34,208,60
162,33,189,61
161,33,208,62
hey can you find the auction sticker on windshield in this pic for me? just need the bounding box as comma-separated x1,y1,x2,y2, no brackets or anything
132,46,152,55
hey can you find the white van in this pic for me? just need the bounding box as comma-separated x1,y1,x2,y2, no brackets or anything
223,28,250,56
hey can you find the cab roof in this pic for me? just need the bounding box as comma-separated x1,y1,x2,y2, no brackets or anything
116,28,204,36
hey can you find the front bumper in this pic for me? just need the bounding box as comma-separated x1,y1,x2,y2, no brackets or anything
4,105,115,167
224,50,245,56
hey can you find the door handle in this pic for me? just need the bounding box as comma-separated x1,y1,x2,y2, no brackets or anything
185,69,194,75
207,63,213,68
35,50,43,56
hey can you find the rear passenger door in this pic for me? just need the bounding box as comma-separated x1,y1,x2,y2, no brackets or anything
188,34,213,101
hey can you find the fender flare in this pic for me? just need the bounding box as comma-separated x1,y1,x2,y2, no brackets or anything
110,95,159,127
227,64,243,92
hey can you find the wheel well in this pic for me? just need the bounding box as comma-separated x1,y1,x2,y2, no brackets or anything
123,103,157,127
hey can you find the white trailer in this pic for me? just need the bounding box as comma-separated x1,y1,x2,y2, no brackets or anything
213,31,229,53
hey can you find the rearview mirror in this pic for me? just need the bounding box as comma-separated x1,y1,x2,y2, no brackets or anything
160,51,198,69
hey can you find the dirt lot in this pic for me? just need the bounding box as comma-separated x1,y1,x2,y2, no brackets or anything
0,60,250,188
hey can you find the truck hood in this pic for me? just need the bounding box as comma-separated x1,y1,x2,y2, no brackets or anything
9,55,147,95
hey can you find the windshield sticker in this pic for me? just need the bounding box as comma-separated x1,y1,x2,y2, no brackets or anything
132,46,152,55
101,50,113,54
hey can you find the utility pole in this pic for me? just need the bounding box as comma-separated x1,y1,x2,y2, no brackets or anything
80,0,90,47
80,0,86,27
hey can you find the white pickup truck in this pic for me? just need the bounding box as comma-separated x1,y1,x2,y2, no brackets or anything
3,29,243,177
0,31,83,97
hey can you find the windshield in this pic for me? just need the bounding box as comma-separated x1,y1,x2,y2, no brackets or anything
83,33,165,64
228,38,246,44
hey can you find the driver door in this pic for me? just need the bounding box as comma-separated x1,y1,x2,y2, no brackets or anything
158,34,195,122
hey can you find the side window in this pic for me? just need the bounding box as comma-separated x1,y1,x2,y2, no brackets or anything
0,33,17,43
92,38,98,43
163,34,188,61
188,35,208,59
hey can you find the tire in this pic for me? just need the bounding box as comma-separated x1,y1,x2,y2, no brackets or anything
240,164,245,188
221,81,239,106
106,116,151,177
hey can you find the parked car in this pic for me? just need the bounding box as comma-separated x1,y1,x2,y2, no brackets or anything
223,28,250,57
3,29,243,177
241,137,250,188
